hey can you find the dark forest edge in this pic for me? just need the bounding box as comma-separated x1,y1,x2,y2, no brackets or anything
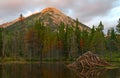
0,18,120,64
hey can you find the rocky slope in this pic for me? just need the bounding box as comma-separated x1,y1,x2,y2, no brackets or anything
0,7,90,31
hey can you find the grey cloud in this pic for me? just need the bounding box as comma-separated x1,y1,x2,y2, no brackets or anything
0,0,119,26
66,0,116,22
0,18,2,21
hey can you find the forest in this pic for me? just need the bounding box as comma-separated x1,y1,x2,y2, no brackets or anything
0,18,120,62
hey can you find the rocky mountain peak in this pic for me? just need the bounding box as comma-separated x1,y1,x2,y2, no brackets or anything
39,7,75,28
41,7,62,14
0,7,90,32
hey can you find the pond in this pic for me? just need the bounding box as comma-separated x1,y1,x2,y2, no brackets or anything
0,63,120,78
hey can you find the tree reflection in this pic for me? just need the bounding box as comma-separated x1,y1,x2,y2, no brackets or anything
0,63,79,78
1,63,120,78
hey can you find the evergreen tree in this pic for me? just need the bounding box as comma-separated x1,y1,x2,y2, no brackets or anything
116,18,120,34
0,28,3,57
107,28,118,51
75,19,82,55
116,19,120,51
90,24,105,54
111,28,117,40
25,21,45,60
65,25,74,58
107,29,110,36
81,30,90,53
98,21,104,31
90,25,96,43
91,25,95,35
106,28,118,59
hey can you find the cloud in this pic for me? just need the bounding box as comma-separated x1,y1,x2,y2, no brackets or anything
68,0,115,22
0,19,4,24
0,0,120,30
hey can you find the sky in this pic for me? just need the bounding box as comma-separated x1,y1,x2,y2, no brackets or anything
0,0,120,31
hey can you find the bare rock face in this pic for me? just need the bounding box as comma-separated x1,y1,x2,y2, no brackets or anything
68,51,110,69
0,7,90,32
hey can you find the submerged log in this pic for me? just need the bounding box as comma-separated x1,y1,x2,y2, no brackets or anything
68,51,111,69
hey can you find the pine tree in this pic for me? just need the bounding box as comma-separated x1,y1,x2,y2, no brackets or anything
111,28,117,40
25,21,46,60
98,21,104,31
91,25,95,34
107,28,118,51
116,18,120,34
90,25,96,42
107,29,110,36
75,19,82,55
81,30,90,53
0,28,3,57
116,19,120,51
90,24,105,54
106,28,118,60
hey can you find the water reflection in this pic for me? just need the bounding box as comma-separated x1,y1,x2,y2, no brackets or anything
69,68,107,78
69,67,120,78
0,63,78,78
0,63,120,78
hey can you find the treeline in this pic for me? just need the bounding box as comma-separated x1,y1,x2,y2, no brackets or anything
0,19,120,60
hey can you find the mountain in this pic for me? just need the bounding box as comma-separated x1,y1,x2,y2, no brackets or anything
0,7,90,31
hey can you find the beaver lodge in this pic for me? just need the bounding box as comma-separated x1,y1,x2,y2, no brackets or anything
68,51,111,69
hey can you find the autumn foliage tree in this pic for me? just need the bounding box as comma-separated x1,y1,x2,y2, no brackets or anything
25,21,45,60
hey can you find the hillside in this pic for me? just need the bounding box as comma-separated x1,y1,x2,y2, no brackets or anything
0,7,90,31
0,7,120,63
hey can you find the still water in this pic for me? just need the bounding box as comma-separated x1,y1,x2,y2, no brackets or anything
0,63,120,78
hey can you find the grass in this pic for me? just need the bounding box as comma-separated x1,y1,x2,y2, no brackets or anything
0,53,120,66
105,66,119,69
0,57,26,64
99,52,120,62
0,56,76,64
